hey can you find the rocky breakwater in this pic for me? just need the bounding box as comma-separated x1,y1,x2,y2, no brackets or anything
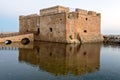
103,35,120,44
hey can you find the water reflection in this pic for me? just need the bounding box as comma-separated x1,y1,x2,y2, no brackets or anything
18,42,101,76
0,46,18,50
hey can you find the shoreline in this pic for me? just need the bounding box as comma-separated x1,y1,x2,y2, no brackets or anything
103,35,120,44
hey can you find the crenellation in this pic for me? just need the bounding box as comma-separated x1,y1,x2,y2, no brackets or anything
88,11,97,16
19,16,25,20
96,13,101,17
40,5,69,16
76,8,88,15
68,12,78,19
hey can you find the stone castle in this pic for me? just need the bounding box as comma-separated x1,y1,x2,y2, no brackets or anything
19,5,103,43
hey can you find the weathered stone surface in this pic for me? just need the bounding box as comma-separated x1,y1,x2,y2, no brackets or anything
19,5,103,43
0,33,34,43
66,10,103,43
0,42,33,49
40,12,67,43
19,14,40,34
40,5,69,16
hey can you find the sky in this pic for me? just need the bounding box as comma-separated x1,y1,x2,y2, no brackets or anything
0,0,120,34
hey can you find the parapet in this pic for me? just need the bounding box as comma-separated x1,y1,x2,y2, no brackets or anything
76,8,88,15
88,11,97,16
19,14,39,20
19,16,25,20
75,8,100,17
27,14,39,16
88,11,101,17
40,5,69,16
96,13,101,17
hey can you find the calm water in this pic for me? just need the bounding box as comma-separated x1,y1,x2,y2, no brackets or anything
0,42,120,80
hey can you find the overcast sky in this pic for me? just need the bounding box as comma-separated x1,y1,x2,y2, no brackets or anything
0,0,120,34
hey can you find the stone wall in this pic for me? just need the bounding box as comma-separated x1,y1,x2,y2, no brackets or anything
19,14,40,34
66,9,103,43
80,11,103,43
0,33,34,43
40,12,67,43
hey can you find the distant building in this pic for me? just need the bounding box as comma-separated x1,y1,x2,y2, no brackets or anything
19,5,103,43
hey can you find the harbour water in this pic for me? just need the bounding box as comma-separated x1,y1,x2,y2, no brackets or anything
0,42,120,80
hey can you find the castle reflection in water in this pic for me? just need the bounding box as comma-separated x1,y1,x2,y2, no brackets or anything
16,42,101,76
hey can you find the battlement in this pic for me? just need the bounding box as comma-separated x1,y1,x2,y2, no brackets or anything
19,6,101,18
75,8,100,17
19,16,25,19
88,11,96,16
40,5,69,16
19,14,40,20
96,13,101,17
76,9,88,15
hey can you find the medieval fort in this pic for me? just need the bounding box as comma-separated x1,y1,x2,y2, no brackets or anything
0,5,103,43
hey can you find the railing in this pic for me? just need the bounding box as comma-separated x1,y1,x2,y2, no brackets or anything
0,32,19,38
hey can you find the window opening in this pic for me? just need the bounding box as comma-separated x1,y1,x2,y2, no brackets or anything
37,28,40,34
50,28,52,32
84,30,87,33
